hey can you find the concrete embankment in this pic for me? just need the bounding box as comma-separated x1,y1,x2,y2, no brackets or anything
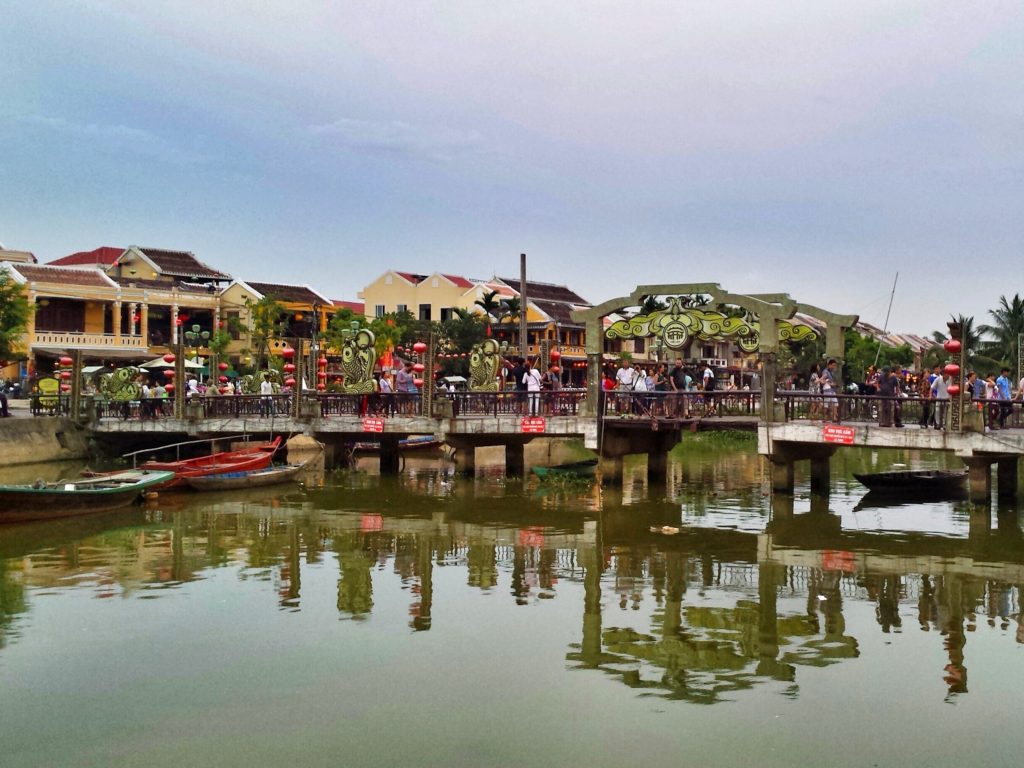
0,417,90,466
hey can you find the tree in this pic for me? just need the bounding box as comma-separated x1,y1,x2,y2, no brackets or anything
843,329,914,383
640,295,667,314
930,314,1000,375
499,297,521,324
245,295,287,370
323,308,369,353
474,290,501,325
978,294,1024,373
0,271,31,365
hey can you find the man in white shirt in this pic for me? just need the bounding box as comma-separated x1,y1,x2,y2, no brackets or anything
523,358,543,416
259,374,274,417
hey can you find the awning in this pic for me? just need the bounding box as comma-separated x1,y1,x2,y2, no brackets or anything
140,356,204,370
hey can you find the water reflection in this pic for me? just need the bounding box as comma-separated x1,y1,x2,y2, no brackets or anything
0,447,1023,714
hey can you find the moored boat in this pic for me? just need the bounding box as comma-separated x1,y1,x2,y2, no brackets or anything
352,435,442,453
853,469,967,494
140,436,282,487
532,459,598,479
184,463,307,492
0,470,176,523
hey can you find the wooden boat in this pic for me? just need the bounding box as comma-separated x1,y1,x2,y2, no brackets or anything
532,459,599,479
0,469,176,523
184,463,307,492
853,469,967,494
140,436,281,487
352,435,442,453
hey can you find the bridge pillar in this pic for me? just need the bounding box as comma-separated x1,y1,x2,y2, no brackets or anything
454,444,476,475
379,438,400,474
600,456,623,483
810,457,831,495
506,443,526,476
770,459,795,494
647,450,667,482
997,458,1019,499
963,458,992,504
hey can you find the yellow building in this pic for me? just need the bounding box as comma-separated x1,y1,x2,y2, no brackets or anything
358,270,478,322
219,280,334,360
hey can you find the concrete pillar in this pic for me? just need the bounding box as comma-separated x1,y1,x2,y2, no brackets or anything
140,303,149,346
506,442,525,476
997,458,1019,499
113,300,122,341
810,456,831,495
770,459,794,494
379,439,400,474
759,352,777,423
964,458,992,504
128,302,136,336
647,450,667,481
600,456,623,483
171,305,179,345
771,493,794,523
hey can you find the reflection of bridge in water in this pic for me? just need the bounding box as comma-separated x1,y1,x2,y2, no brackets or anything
2,483,1021,703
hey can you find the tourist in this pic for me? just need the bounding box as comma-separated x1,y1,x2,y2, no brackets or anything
916,369,933,428
522,358,543,416
702,363,717,417
931,369,949,430
808,363,822,419
545,363,562,391
877,366,904,427
995,367,1012,428
0,389,8,418
821,359,838,422
259,373,274,417
615,359,638,415
379,370,395,415
601,369,616,392
669,358,692,418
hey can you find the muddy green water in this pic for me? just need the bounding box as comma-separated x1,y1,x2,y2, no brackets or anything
1,440,1022,768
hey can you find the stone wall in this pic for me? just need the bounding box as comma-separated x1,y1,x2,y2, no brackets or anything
1,417,90,466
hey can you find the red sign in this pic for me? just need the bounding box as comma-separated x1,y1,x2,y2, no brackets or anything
822,424,855,444
521,417,547,434
362,417,385,433
822,549,857,573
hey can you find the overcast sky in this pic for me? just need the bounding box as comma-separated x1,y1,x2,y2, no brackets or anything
2,1,1021,334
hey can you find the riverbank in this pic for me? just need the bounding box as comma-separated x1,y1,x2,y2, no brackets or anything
0,413,90,466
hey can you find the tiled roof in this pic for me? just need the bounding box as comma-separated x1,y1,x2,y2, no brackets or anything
136,247,230,280
113,276,216,293
49,246,122,267
497,277,589,305
395,271,428,284
441,273,473,288
533,299,586,326
246,281,328,305
332,300,365,314
10,264,116,288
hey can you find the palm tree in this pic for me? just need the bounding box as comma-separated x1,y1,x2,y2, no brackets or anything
474,290,501,323
931,314,1001,374
640,295,667,314
500,297,521,324
452,307,475,322
978,294,1024,373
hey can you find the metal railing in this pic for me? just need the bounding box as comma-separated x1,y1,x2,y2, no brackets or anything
601,390,760,419
446,389,586,417
776,392,1024,429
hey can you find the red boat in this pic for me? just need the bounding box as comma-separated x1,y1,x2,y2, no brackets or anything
140,437,282,488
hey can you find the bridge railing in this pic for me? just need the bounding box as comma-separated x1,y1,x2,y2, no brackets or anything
447,389,587,417
601,390,760,419
777,392,1024,429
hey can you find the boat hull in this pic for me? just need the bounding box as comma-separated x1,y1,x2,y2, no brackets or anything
0,470,176,523
853,470,967,495
185,464,306,492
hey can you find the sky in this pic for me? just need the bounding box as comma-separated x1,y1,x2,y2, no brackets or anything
1,0,1021,335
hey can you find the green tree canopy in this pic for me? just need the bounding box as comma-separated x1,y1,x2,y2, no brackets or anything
244,295,287,369
0,271,31,364
978,294,1024,373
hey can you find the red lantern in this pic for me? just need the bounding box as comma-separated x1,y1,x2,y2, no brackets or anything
284,377,297,387
413,341,427,354
218,362,229,372
943,339,962,354
60,384,70,392
317,370,328,379
318,357,328,367
283,363,296,373
164,369,175,379
59,356,73,367
219,375,228,383
944,363,960,378
316,383,326,391
413,378,424,387
550,349,561,360
163,353,176,364
551,366,560,373
947,384,961,397
164,383,174,394
281,346,295,360
413,362,425,373
59,370,71,380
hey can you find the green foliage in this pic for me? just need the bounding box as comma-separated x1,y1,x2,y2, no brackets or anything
843,329,914,382
681,430,757,449
474,290,501,321
640,295,667,314
978,294,1024,373
0,271,31,364
244,295,286,370
324,308,370,352
208,329,233,357
499,296,521,323
931,314,1001,376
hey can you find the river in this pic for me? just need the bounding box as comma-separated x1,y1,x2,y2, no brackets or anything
0,437,1021,767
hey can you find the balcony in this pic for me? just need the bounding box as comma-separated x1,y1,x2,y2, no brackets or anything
32,331,150,350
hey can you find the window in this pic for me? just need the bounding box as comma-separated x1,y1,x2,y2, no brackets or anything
634,338,645,353
396,304,407,314
440,307,453,322
226,311,241,340
419,304,431,321
431,278,439,288
375,305,385,318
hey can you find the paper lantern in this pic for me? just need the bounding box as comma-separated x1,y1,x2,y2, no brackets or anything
283,363,296,373
413,341,427,354
163,353,176,364
316,383,326,391
164,369,175,379
317,370,328,379
219,375,228,383
59,370,71,380
413,362,425,373
60,384,70,392
550,349,561,360
943,339,962,354
318,357,328,367
551,366,560,373
59,356,73,367
947,384,960,397
281,346,295,360
413,378,424,387
164,383,174,394
218,362,229,372
944,363,960,378
284,377,297,387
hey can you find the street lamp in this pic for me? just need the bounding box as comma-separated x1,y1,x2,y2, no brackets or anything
184,323,210,381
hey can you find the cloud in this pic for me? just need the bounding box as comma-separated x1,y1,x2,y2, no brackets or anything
308,117,483,162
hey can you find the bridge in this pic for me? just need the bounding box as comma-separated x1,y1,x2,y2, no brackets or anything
33,281,1024,501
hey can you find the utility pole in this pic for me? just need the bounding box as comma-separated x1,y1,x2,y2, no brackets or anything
519,253,528,360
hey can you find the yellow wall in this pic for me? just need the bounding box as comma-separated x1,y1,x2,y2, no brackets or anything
360,272,473,321
84,301,105,333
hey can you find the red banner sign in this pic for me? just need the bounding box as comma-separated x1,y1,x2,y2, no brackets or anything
362,417,385,433
822,424,855,444
521,417,547,434
822,549,857,573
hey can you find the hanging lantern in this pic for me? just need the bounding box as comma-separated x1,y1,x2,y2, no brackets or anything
60,384,70,392
943,339,962,354
284,377,297,387
283,362,296,373
58,355,74,368
219,375,228,383
59,370,71,380
413,341,427,354
164,383,175,394
281,346,296,360
944,363,960,378
413,378,424,387
163,353,176,364
947,384,961,397
317,370,328,379
218,362,229,372
294,313,304,321
551,366,560,374
164,369,175,379
413,362,425,373
316,383,326,391
318,357,328,367
550,349,561,360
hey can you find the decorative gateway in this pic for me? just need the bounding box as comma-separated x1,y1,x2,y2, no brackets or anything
340,327,377,394
468,338,502,392
604,296,818,351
